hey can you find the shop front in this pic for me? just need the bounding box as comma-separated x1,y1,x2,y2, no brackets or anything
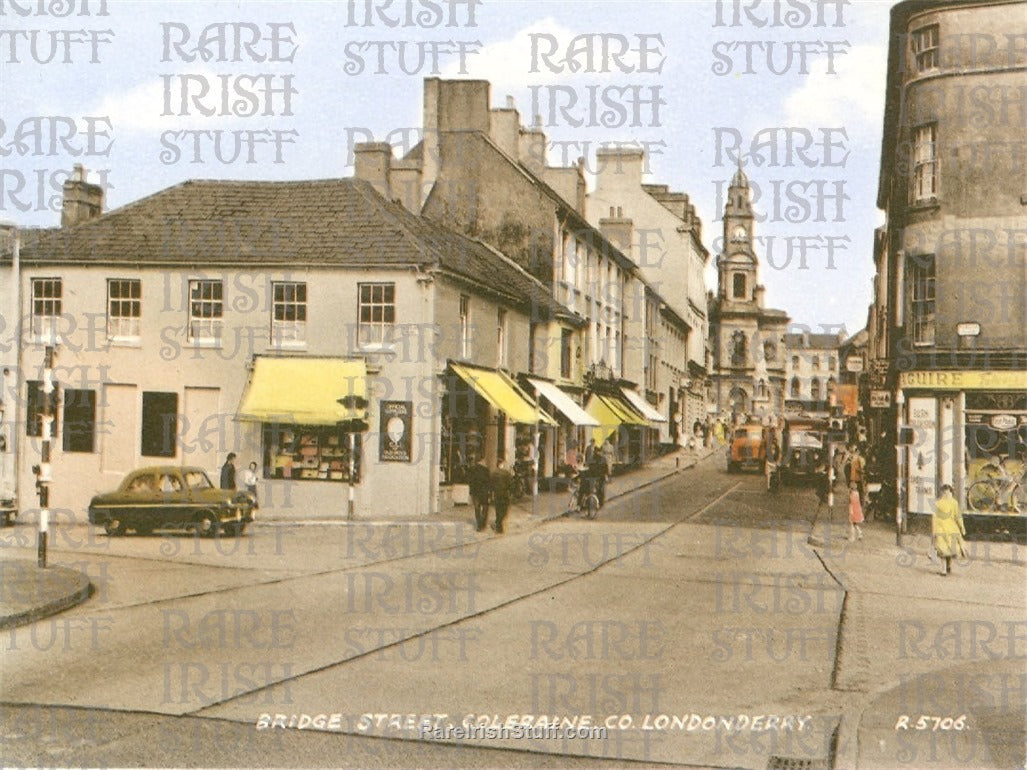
898,370,1027,523
620,387,667,458
524,377,599,486
585,391,650,469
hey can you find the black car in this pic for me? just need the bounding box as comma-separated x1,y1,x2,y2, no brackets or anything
88,466,255,536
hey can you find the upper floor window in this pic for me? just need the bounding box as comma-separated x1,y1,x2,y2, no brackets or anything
763,340,776,362
730,330,747,366
791,355,799,369
272,281,307,345
912,123,939,202
732,273,746,300
909,254,936,345
107,278,141,340
812,355,820,370
496,308,507,367
188,279,223,343
829,355,837,370
31,278,62,340
911,24,939,72
560,328,573,379
811,378,821,401
459,294,471,359
790,377,800,398
358,282,395,347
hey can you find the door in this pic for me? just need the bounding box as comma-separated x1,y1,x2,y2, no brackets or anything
101,384,137,474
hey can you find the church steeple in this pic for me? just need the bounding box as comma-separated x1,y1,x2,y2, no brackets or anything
718,162,758,304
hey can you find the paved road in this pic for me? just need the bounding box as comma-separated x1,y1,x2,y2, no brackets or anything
2,455,1023,769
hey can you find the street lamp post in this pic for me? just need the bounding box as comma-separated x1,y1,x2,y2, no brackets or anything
895,389,906,546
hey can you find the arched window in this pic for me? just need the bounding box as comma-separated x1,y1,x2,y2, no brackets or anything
790,377,800,398
731,331,747,365
811,378,821,400
732,273,747,299
756,379,767,398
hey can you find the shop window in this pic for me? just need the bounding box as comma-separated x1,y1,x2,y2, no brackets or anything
911,24,939,72
188,279,223,343
31,277,62,340
63,388,96,453
909,254,936,345
911,123,939,202
107,279,141,340
262,424,361,482
560,328,573,379
141,391,177,458
271,281,307,344
25,380,58,438
358,282,395,347
963,391,1027,514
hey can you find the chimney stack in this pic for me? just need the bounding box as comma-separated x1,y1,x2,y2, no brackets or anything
61,165,103,227
353,142,393,200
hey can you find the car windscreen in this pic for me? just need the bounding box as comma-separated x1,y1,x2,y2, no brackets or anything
184,471,212,490
789,432,823,449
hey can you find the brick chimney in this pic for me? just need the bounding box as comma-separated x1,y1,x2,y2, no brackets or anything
61,165,103,227
353,142,393,200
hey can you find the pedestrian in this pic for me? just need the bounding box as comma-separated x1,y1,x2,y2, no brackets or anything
849,444,866,504
765,436,781,492
848,482,864,541
813,460,829,517
241,461,259,508
466,455,491,532
584,438,598,466
601,437,615,478
932,484,967,576
220,452,237,490
490,459,514,534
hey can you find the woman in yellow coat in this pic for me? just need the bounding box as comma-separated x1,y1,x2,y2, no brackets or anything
932,484,967,576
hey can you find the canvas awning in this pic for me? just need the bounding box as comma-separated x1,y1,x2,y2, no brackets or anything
527,378,599,427
450,364,556,426
237,357,367,426
620,387,667,423
585,393,649,443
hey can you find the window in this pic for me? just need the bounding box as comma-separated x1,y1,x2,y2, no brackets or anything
829,356,837,370
812,355,820,370
756,379,767,399
732,273,746,299
811,379,821,400
25,380,58,438
496,308,507,367
763,341,776,361
912,123,938,201
263,424,361,483
271,281,307,344
560,328,573,379
62,389,96,453
358,282,395,347
141,391,178,458
730,331,746,366
791,355,799,369
909,254,936,345
458,294,471,358
107,279,141,340
911,24,939,72
31,278,62,340
188,280,223,343
790,377,800,398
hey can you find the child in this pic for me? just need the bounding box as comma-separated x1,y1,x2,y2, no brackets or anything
848,482,863,541
242,461,259,508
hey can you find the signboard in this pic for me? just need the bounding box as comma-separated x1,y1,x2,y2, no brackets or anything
907,397,937,514
845,356,864,373
899,370,1027,391
379,400,412,462
870,390,891,408
836,384,859,416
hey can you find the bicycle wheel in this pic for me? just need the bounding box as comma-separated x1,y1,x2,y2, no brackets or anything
966,481,995,512
584,494,600,520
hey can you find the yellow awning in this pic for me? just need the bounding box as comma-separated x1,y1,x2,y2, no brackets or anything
237,357,367,426
585,393,648,443
450,363,556,426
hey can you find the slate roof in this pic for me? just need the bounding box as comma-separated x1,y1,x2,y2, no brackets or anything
11,177,578,321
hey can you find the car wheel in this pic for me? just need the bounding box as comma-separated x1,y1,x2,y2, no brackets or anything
135,524,154,536
194,511,219,538
223,521,245,537
104,516,125,536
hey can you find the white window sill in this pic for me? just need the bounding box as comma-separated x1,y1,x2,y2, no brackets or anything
270,340,308,350
187,339,223,349
108,337,142,348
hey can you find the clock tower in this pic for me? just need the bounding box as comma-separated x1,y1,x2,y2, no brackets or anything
718,162,758,305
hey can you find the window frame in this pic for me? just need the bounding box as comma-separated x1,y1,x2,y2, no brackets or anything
909,254,937,346
911,122,939,203
271,280,308,346
458,294,471,359
496,307,508,368
911,24,939,73
560,328,573,379
187,279,223,344
107,278,141,342
732,272,746,300
62,388,97,453
357,282,396,349
25,380,58,438
30,277,62,341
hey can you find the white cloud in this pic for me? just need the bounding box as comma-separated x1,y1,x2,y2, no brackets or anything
783,43,887,129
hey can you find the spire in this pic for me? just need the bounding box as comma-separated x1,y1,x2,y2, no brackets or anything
730,156,749,189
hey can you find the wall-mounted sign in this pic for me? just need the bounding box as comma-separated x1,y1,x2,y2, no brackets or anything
991,414,1017,431
845,356,864,373
870,390,892,409
899,370,1026,390
379,400,412,462
956,322,981,337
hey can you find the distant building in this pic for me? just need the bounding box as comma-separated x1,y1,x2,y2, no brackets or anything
708,166,789,423
873,0,1027,518
783,331,844,418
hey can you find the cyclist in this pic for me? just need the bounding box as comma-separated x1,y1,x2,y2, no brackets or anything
576,453,608,513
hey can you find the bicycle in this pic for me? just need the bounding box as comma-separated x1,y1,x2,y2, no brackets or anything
966,477,1024,513
574,474,601,519
511,459,534,501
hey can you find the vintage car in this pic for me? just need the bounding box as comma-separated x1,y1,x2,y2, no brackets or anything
781,420,828,484
727,423,767,473
88,466,255,537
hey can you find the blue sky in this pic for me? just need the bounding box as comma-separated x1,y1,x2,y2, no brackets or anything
2,0,894,334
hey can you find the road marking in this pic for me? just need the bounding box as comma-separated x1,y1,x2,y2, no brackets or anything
683,481,742,522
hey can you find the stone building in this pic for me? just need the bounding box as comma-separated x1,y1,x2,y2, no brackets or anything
783,331,844,418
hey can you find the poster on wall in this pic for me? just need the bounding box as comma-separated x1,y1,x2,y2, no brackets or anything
907,396,937,514
379,401,412,463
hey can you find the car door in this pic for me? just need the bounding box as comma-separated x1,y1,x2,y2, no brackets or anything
120,471,158,526
156,470,186,528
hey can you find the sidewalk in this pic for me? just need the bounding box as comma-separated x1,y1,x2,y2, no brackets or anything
0,559,92,630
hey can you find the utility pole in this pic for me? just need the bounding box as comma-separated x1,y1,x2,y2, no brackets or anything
37,345,55,568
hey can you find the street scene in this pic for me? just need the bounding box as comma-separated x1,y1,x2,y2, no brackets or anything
2,0,1026,768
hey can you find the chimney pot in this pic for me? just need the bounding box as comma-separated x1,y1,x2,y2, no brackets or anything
61,166,103,227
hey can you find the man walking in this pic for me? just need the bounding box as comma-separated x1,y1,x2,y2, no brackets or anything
220,453,237,490
466,455,491,532
490,459,514,534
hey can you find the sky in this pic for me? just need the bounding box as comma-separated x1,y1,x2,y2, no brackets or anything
1,0,894,335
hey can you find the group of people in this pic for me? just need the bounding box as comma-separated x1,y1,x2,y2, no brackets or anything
219,453,259,506
465,457,514,534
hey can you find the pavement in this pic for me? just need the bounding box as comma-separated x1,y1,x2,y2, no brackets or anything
0,559,92,630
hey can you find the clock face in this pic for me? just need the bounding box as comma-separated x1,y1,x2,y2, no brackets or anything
733,225,748,242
